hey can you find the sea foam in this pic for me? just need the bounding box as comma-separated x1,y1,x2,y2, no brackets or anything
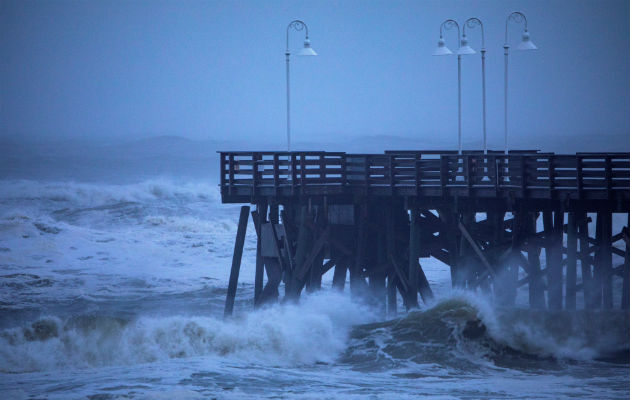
0,291,374,373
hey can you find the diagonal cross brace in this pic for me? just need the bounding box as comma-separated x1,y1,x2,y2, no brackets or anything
296,226,330,280
458,220,497,278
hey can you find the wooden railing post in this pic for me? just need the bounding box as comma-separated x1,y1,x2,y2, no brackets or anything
520,156,527,196
291,153,297,194
440,155,448,196
389,154,395,195
252,153,259,198
576,155,583,199
273,153,279,196
494,156,501,193
341,153,347,188
322,153,327,182
547,154,556,198
605,155,612,199
220,152,227,194
300,153,306,195
415,153,421,197
228,154,235,196
465,155,473,194
364,155,370,195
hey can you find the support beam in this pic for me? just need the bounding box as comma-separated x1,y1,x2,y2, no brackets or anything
503,209,520,306
599,211,613,309
296,226,330,280
351,202,368,296
321,258,336,275
408,208,420,308
593,213,603,308
566,212,578,310
438,209,461,288
548,208,564,310
307,206,327,292
578,211,595,309
542,211,554,309
252,203,268,307
386,206,398,316
527,212,545,308
307,251,324,292
458,221,496,278
388,254,409,294
332,257,347,291
371,222,388,314
224,205,250,318
288,207,312,299
458,211,476,289
622,223,629,310
416,260,434,303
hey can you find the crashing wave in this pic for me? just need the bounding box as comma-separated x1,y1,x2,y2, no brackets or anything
0,292,373,373
343,293,630,371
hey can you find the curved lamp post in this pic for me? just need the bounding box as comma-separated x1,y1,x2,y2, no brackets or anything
504,12,537,154
285,20,317,152
462,18,486,154
433,19,474,155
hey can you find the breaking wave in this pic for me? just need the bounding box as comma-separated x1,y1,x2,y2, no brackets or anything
3,291,627,375
343,293,630,371
0,292,374,373
0,179,221,208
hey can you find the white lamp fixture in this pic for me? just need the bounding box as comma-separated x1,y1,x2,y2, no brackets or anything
517,30,538,50
286,20,317,152
457,35,476,55
298,39,318,56
433,37,453,56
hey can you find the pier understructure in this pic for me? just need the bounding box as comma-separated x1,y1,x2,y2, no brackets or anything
220,150,630,317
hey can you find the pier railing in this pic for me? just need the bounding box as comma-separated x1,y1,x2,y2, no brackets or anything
219,151,630,201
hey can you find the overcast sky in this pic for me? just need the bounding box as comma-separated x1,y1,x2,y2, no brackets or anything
1,0,628,151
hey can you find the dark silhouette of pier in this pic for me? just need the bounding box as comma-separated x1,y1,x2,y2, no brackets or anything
220,150,630,316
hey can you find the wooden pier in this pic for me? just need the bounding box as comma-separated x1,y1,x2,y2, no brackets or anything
220,150,630,316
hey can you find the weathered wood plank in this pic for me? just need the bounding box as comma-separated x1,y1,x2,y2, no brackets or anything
224,205,250,318
408,209,420,308
566,212,578,310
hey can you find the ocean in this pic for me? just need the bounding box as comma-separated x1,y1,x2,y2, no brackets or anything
1,178,628,399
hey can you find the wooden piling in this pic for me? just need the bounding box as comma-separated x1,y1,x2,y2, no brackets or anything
505,209,521,306
224,205,250,318
408,208,420,308
593,213,604,308
309,205,328,292
289,207,312,299
371,220,388,313
600,211,613,309
622,214,629,309
351,202,368,296
438,209,461,288
566,212,578,310
578,211,595,309
416,260,434,304
253,203,267,307
306,208,326,293
548,208,564,310
542,211,554,308
332,257,347,291
527,212,545,309
386,206,398,316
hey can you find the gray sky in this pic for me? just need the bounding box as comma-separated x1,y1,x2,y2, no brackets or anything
1,0,629,151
